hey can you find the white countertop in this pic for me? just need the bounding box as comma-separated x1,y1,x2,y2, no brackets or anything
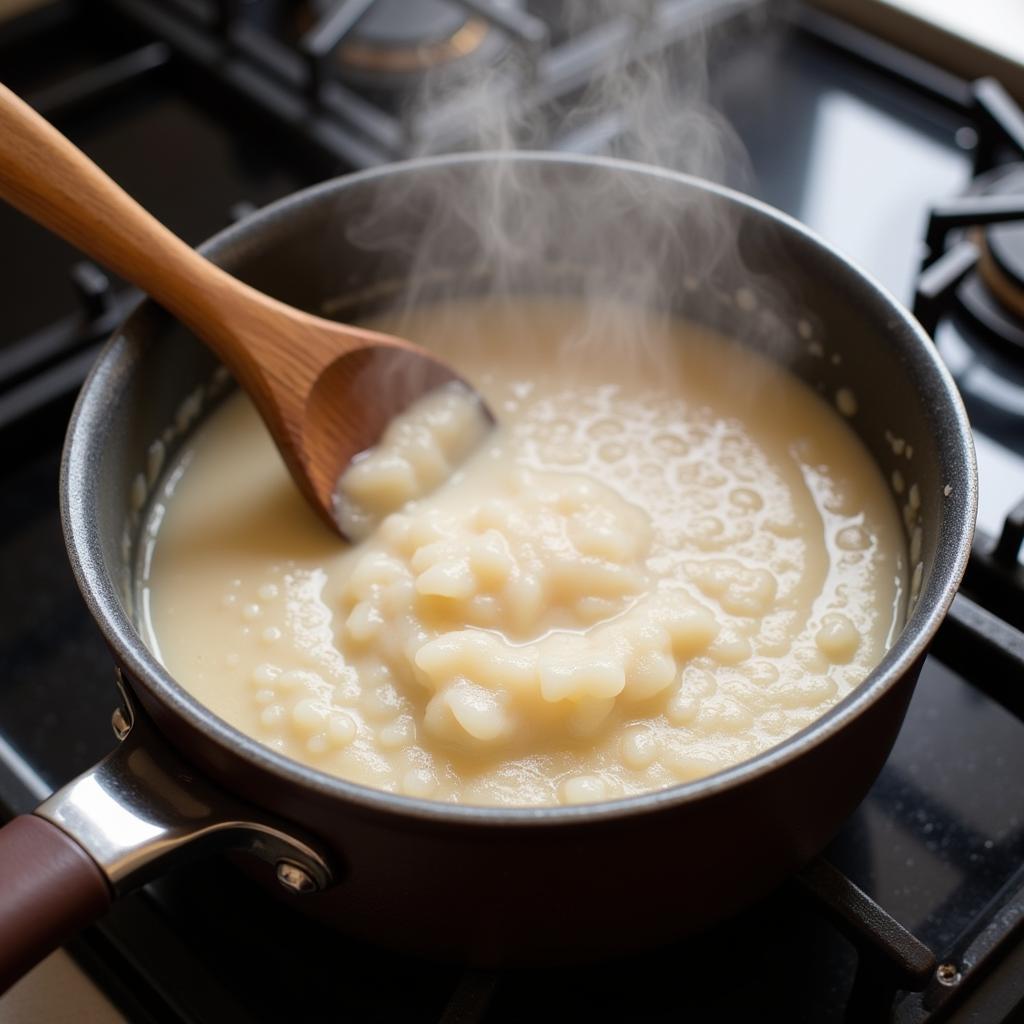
881,0,1024,68
812,0,1024,99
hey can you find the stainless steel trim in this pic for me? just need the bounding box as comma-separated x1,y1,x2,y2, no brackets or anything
36,675,334,894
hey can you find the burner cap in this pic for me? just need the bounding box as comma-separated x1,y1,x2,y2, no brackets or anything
335,0,492,82
981,179,1024,321
953,164,1024,360
349,0,468,50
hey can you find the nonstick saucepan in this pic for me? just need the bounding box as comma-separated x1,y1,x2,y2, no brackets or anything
0,153,976,989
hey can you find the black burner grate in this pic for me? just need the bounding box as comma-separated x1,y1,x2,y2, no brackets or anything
99,0,766,164
914,79,1024,356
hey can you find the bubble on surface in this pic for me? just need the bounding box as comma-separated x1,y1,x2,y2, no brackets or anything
836,388,858,417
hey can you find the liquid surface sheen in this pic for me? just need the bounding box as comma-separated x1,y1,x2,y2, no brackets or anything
140,297,906,806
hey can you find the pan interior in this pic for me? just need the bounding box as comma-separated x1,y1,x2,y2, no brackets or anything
63,154,976,820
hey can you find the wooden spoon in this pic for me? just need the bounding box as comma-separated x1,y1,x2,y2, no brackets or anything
0,82,487,537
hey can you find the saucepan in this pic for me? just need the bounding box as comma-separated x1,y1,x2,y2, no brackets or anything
0,153,976,989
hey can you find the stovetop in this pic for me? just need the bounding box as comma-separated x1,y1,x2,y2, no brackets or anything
1,2,1023,1021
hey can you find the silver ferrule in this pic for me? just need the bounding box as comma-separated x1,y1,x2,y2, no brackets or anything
35,675,333,895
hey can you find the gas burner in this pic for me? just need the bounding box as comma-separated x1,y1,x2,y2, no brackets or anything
914,83,1024,409
956,164,1024,361
911,81,1024,440
978,167,1024,323
296,0,516,92
335,1,489,82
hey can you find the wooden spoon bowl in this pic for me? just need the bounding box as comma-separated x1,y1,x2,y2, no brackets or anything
0,81,485,536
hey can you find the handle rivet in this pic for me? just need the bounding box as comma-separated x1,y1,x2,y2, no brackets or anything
936,963,961,987
276,860,317,894
111,707,132,740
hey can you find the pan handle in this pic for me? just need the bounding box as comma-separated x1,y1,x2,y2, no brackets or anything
0,814,112,991
0,672,335,993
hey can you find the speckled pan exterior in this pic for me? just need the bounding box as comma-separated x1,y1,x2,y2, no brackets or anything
61,154,977,962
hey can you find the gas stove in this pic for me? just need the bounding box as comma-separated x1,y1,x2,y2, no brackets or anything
1,2,1023,1021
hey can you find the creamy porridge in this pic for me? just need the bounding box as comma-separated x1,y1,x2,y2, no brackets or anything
334,381,492,541
139,296,906,806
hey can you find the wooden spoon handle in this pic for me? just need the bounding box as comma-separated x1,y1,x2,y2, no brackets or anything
0,81,242,360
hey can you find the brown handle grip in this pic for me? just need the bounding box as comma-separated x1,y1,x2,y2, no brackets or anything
0,815,112,992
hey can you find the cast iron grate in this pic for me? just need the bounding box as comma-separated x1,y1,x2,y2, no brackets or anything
913,79,1024,344
94,0,767,166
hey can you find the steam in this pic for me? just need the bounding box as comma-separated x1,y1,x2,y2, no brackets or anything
339,0,789,379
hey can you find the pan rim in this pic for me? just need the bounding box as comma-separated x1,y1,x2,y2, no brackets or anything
60,150,978,827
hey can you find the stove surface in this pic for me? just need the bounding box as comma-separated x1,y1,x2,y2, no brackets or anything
1,2,1023,1021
